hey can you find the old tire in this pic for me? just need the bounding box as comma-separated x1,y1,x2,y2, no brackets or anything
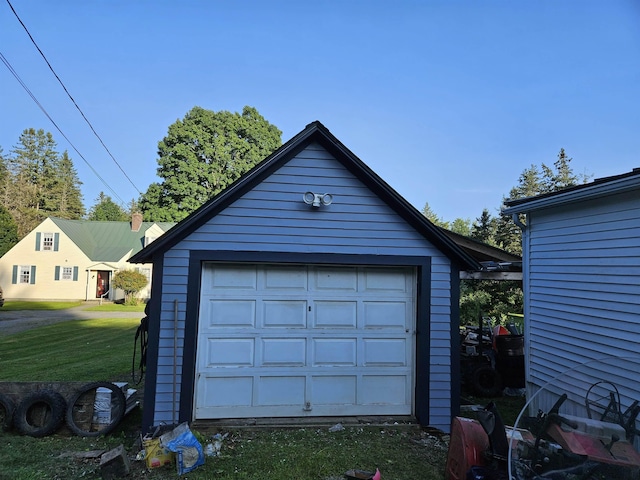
471,364,502,397
14,390,66,437
0,393,15,431
66,382,126,437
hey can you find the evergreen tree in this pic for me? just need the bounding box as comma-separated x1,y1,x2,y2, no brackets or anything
470,209,497,245
1,129,86,237
0,204,18,257
88,192,129,221
49,151,85,219
450,218,471,236
421,202,449,228
140,106,282,222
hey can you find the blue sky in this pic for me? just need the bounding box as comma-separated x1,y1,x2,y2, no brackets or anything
2,1,639,222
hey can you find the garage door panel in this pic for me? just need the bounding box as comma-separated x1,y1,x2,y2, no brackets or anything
312,376,357,404
264,266,307,290
363,268,408,292
363,339,407,366
261,338,306,366
314,267,358,291
263,300,307,327
204,338,254,367
312,338,357,366
204,265,257,290
314,301,357,328
201,376,254,407
258,376,305,405
361,375,408,405
363,301,409,328
205,300,256,327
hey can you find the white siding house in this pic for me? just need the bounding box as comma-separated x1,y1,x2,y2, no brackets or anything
0,216,174,302
130,122,481,433
502,169,640,417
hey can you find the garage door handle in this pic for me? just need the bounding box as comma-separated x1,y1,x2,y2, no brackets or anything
303,401,312,411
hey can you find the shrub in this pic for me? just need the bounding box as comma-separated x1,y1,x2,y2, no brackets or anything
112,270,148,305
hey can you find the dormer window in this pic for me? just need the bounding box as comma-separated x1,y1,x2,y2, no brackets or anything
144,236,157,247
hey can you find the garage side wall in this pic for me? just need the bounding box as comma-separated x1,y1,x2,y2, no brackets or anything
525,190,640,414
149,143,456,430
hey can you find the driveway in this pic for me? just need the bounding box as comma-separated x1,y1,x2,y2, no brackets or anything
0,303,144,336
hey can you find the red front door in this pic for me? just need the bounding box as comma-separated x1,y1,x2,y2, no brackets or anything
96,271,110,298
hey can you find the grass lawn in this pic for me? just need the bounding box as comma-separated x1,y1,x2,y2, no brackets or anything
83,303,146,312
0,316,525,480
0,301,82,311
0,318,139,381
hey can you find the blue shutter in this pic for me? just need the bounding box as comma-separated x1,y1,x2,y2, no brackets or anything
54,233,60,251
73,266,79,281
30,266,36,284
55,266,60,281
35,233,41,251
12,265,17,284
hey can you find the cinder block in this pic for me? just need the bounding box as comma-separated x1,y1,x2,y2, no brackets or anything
100,444,130,479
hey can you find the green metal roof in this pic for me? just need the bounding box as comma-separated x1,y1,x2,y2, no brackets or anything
50,217,176,262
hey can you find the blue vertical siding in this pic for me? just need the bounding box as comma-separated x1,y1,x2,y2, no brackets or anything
524,190,640,414
151,143,455,430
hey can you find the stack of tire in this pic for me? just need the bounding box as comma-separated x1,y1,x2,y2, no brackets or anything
0,382,126,438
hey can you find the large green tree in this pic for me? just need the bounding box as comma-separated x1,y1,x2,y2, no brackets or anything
139,106,282,222
2,128,85,237
0,204,18,257
87,192,129,221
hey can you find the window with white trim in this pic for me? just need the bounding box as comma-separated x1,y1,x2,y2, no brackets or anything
136,267,151,285
19,265,31,284
61,267,73,281
42,233,54,251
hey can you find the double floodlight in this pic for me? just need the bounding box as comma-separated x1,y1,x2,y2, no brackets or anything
303,192,333,208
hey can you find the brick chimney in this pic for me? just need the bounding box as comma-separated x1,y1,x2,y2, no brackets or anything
131,212,143,232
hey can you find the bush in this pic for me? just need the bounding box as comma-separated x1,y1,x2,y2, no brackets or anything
112,270,148,305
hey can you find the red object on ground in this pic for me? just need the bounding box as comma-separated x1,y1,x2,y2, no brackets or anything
445,417,490,480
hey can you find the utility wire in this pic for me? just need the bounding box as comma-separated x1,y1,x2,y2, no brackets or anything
0,51,127,206
5,0,143,196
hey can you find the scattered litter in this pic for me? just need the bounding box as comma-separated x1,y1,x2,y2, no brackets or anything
205,432,229,457
160,422,205,475
329,423,344,432
142,436,174,469
344,467,381,480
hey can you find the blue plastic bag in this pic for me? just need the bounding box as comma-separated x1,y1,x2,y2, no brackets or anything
160,422,205,475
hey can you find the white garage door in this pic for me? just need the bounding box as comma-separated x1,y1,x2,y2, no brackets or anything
194,263,416,419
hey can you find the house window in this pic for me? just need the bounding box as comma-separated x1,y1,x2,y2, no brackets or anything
136,267,151,284
42,233,54,251
61,267,73,281
144,236,157,247
19,265,32,284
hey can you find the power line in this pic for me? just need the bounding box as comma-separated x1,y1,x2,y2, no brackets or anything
0,51,127,206
5,0,143,196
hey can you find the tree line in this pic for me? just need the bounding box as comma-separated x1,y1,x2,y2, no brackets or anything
0,104,591,328
424,149,591,325
0,106,282,256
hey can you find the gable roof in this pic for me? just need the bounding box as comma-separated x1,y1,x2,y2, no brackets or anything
50,217,176,261
503,168,640,215
129,121,481,270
